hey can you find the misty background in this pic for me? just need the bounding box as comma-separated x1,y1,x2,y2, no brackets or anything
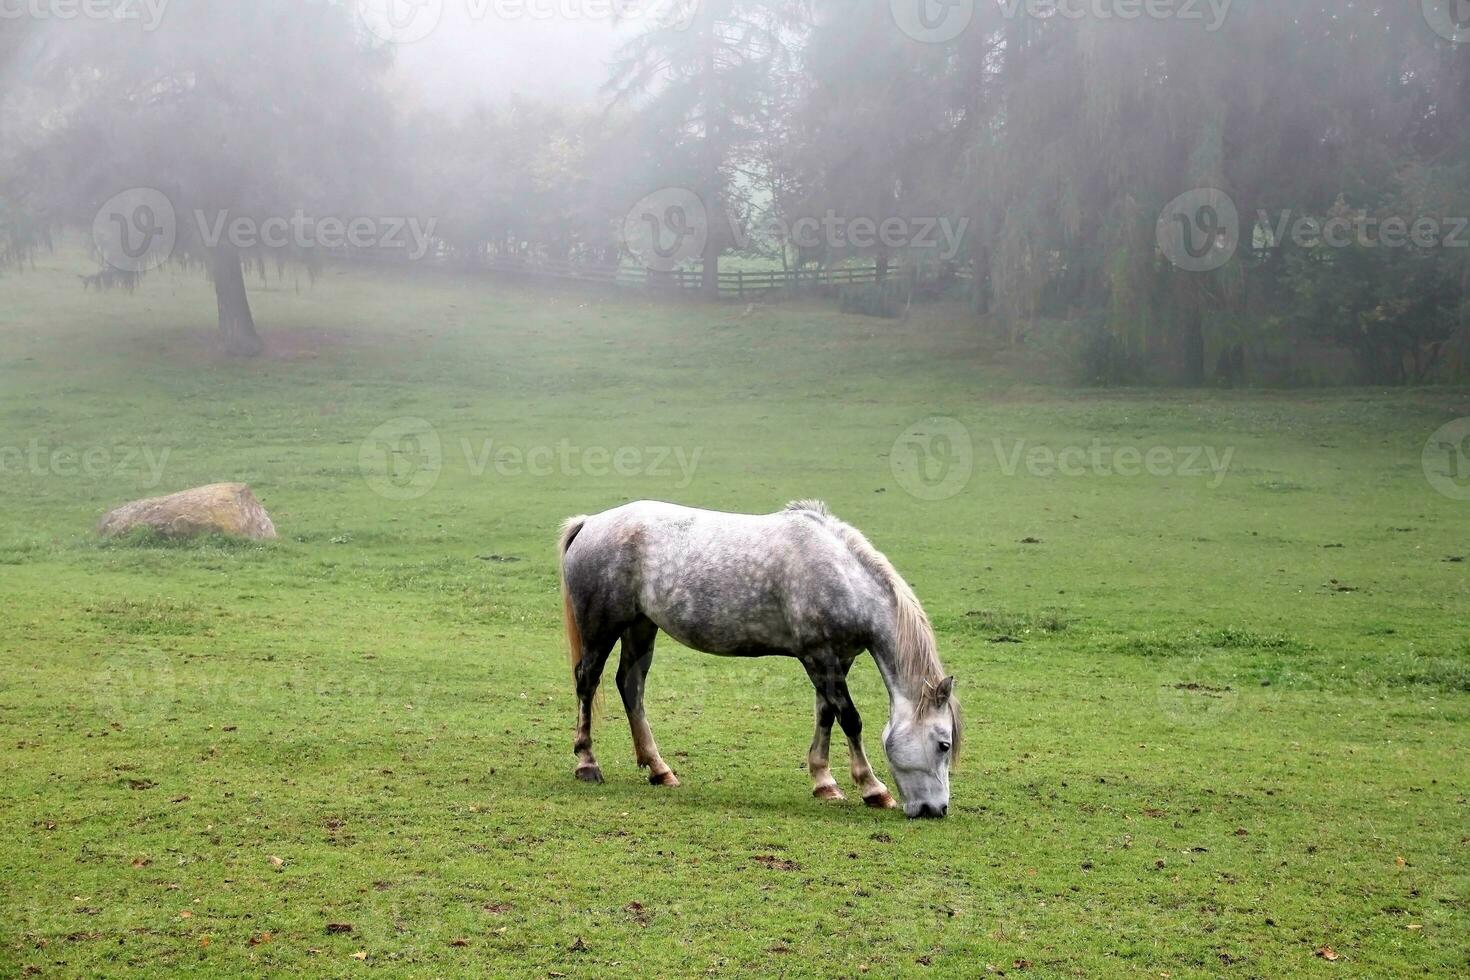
3,0,1469,382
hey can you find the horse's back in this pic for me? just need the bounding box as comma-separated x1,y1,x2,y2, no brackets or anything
563,501,880,657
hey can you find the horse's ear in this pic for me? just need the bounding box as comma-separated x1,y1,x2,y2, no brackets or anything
934,676,955,706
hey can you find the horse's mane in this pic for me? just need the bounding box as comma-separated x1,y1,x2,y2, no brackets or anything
784,501,962,756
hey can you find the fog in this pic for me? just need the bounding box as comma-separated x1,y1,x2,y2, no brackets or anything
1,1,1467,383
394,12,634,113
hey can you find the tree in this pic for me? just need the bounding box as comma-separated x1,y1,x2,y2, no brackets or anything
408,97,630,269
2,1,397,355
794,3,983,280
0,20,47,270
607,0,799,296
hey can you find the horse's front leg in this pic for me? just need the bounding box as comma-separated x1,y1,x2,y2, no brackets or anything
829,672,897,810
803,655,893,805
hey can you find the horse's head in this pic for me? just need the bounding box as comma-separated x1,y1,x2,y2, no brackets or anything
882,676,957,819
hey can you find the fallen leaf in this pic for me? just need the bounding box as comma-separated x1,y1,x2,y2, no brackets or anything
1406,923,1422,931
1395,855,1407,867
326,923,354,934
450,938,470,947
351,951,367,960
569,936,590,953
268,856,285,868
130,857,151,869
248,932,272,946
179,910,193,919
1315,946,1340,961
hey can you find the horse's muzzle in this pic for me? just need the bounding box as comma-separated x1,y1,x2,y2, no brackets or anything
908,802,948,819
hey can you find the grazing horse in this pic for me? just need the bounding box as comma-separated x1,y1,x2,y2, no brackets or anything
557,500,960,819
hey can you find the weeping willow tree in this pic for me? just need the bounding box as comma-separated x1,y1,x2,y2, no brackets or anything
951,1,1468,382
769,0,1460,383
0,0,397,356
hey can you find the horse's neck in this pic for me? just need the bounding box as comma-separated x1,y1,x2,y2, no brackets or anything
868,633,925,711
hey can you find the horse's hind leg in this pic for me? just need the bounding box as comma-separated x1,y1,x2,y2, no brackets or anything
572,634,617,784
808,694,844,801
616,617,679,787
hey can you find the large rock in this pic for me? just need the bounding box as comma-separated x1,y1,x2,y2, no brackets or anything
98,483,277,540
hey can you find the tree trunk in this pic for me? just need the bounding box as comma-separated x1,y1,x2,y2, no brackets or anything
1180,299,1205,385
700,19,722,300
972,244,990,315
701,248,719,299
211,243,264,356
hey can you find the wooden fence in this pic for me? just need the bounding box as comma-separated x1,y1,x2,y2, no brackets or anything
480,256,966,300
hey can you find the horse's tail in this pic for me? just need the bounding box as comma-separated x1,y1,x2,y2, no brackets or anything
558,516,588,672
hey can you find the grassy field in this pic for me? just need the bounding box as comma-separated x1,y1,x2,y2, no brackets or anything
1,250,1467,978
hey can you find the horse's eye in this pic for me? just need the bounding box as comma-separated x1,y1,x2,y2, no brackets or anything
937,741,952,754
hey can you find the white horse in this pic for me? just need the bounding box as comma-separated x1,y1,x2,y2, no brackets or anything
558,500,959,818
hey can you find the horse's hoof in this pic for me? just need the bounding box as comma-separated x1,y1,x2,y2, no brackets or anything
812,784,846,801
863,790,898,810
648,770,680,787
574,764,604,784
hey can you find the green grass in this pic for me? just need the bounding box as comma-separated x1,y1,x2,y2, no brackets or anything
1,249,1467,977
